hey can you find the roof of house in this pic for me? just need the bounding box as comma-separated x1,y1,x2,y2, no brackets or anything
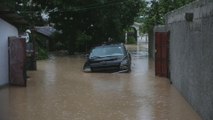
34,26,56,38
0,5,28,25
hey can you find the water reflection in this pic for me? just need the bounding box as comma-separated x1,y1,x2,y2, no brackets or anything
0,43,201,120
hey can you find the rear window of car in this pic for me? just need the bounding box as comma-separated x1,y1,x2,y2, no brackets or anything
90,46,124,58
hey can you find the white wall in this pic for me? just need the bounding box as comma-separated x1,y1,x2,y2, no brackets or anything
0,18,18,86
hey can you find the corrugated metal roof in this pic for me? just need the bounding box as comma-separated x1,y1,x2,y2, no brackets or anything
34,26,56,38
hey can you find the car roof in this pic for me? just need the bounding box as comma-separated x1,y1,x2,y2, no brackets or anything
95,43,124,48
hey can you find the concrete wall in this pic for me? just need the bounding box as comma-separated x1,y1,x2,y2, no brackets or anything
165,1,213,120
0,18,18,86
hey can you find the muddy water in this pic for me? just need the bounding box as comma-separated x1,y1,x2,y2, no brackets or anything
0,44,201,120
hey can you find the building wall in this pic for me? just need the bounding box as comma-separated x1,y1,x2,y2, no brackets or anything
165,1,213,120
0,18,18,86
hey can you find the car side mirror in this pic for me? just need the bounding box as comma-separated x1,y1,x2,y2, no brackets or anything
128,52,131,59
85,54,89,59
128,52,131,56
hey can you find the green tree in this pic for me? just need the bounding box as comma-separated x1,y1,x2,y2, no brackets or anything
1,0,144,54
47,0,144,54
137,0,195,33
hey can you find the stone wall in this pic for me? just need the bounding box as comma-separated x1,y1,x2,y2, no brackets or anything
165,1,213,120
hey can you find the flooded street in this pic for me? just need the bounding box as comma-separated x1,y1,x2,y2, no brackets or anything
0,43,201,120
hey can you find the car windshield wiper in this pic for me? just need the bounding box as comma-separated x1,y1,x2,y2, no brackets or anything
90,55,123,59
90,56,103,59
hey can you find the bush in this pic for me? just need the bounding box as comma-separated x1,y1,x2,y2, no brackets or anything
75,32,92,52
37,47,48,60
127,36,136,44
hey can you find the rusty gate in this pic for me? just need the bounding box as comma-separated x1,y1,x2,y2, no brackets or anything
8,37,27,86
155,32,170,78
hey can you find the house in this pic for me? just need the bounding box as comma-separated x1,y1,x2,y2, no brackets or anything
154,0,213,120
34,26,56,51
0,6,27,87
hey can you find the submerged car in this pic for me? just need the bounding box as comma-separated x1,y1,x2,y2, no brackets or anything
83,43,131,73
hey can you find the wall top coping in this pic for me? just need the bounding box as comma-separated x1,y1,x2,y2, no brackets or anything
165,0,213,24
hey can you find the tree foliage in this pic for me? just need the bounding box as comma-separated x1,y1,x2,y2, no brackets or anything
1,0,144,54
136,0,195,33
46,0,144,54
0,0,47,26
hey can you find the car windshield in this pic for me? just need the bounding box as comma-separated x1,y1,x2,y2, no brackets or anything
90,46,124,58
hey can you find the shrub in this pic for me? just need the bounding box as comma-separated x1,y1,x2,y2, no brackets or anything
127,36,136,44
37,46,48,60
75,32,92,52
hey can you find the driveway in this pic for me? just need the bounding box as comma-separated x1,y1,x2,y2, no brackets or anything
0,44,201,120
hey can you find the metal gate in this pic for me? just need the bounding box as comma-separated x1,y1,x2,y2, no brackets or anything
8,37,27,86
155,32,170,78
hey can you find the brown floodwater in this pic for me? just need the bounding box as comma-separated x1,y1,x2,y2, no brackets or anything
0,44,202,120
